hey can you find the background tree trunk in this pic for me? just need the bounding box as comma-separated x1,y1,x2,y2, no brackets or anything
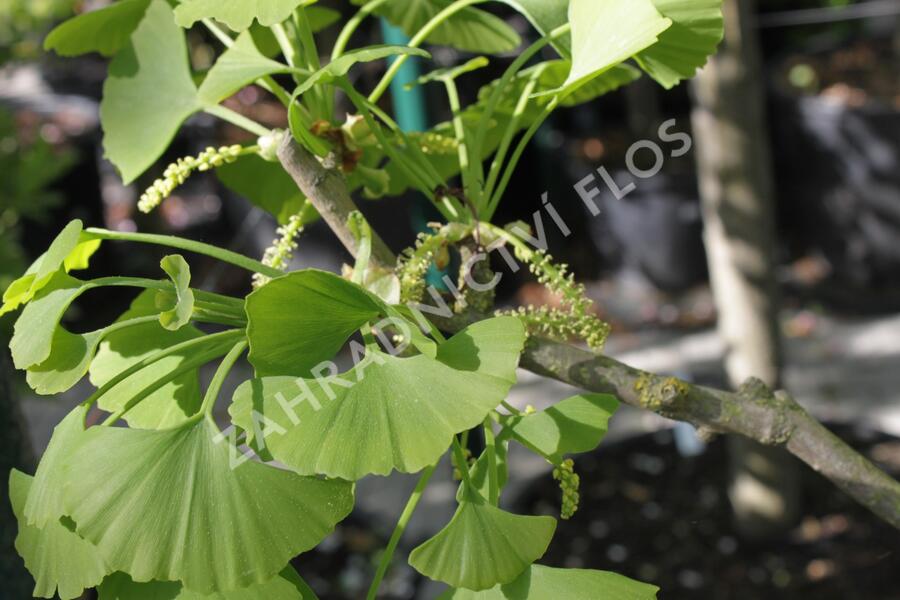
0,349,36,596
691,0,802,538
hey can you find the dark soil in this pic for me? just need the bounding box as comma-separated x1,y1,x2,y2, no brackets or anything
514,427,900,600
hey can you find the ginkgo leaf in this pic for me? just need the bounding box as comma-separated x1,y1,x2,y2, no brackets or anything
1,219,99,316
635,0,725,89
10,272,88,370
24,405,88,527
351,0,521,55
438,565,659,599
89,292,207,430
10,272,162,395
409,492,556,591
44,0,151,57
306,6,341,32
494,0,570,57
65,418,355,594
101,0,202,183
10,469,110,600
98,567,311,600
230,317,525,480
245,269,386,377
198,32,298,105
217,155,310,225
294,46,431,97
175,0,306,31
158,255,194,331
504,394,618,462
552,0,672,97
457,441,509,503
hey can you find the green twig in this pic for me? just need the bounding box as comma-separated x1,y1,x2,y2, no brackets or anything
200,341,248,417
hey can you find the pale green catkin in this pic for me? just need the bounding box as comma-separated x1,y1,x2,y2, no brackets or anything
397,229,449,304
138,145,243,213
252,213,305,289
553,458,580,519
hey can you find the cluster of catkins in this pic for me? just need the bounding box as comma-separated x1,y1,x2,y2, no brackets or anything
138,145,243,213
503,248,610,352
252,213,306,288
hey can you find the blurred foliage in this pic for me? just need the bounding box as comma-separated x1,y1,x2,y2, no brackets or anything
0,110,76,299
0,0,77,62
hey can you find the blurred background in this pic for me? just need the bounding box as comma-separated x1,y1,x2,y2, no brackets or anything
0,0,898,598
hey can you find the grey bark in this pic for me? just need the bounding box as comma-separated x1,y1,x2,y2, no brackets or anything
691,0,800,537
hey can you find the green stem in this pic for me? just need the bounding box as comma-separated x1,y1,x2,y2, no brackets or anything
85,330,243,410
272,22,300,68
485,98,558,220
368,0,485,104
444,78,475,211
483,69,543,204
87,276,169,291
483,417,499,505
332,0,391,59
500,399,521,415
452,436,474,489
205,104,271,137
473,23,569,164
101,340,239,425
295,8,331,119
200,341,248,417
84,228,284,278
366,464,437,600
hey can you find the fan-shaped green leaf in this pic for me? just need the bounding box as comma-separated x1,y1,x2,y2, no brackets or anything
44,0,151,57
553,0,672,98
10,469,110,600
175,0,305,31
351,0,520,54
65,418,354,594
505,394,618,462
198,32,298,105
101,0,202,183
246,269,386,377
410,494,556,591
217,155,310,225
24,405,88,527
494,0,570,57
98,567,311,600
1,219,99,316
439,564,659,599
10,272,87,370
158,255,194,331
635,0,724,89
89,292,208,429
231,317,524,480
294,46,431,97
307,6,341,32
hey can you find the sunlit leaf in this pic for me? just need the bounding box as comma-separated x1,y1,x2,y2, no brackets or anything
101,0,202,183
635,0,724,89
294,46,431,97
89,292,207,430
1,220,98,316
175,0,306,30
410,492,556,591
10,469,110,600
44,0,152,57
158,255,194,331
198,32,297,105
98,567,310,600
351,0,521,54
439,564,659,599
245,269,385,377
230,317,524,480
552,0,671,97
504,394,618,462
65,418,354,594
